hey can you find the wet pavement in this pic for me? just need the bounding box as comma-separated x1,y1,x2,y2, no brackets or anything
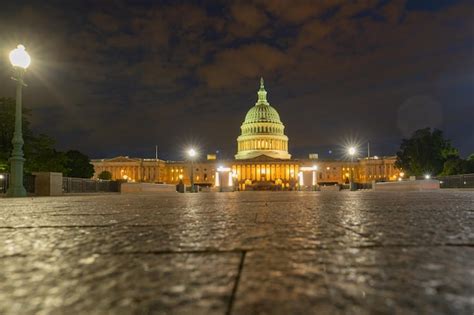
0,190,473,314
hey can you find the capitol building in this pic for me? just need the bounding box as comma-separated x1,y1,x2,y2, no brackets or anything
92,79,400,190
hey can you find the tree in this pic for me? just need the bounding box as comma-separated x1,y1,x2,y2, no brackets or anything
395,128,458,176
64,150,95,178
441,154,474,175
441,158,469,175
0,97,34,171
25,134,68,174
98,170,112,180
0,97,86,175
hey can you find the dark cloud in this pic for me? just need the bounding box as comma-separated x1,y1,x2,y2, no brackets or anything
89,12,121,32
0,0,472,159
198,43,289,88
228,3,268,37
257,0,338,23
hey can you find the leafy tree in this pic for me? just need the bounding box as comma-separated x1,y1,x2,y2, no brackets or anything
441,158,469,175
395,128,458,176
0,97,90,176
0,97,34,171
468,155,474,173
441,154,474,175
98,170,112,180
25,134,68,174
64,150,95,178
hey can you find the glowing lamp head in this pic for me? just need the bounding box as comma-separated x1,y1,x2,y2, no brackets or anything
424,174,431,180
9,45,31,69
348,147,356,156
188,148,197,158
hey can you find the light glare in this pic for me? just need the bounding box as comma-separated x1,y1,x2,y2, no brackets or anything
9,44,31,69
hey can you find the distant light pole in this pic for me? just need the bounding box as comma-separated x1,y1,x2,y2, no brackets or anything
348,146,356,191
187,148,197,192
6,45,31,197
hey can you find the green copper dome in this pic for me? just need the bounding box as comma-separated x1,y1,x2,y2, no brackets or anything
235,78,291,160
243,78,282,124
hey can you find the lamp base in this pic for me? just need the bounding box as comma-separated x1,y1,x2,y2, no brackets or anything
6,185,27,198
7,155,27,198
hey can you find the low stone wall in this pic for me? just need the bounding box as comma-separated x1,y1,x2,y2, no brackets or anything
33,172,63,196
121,183,176,193
319,185,340,191
373,180,440,191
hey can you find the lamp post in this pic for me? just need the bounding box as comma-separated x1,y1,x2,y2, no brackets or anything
6,45,31,197
187,148,197,192
348,147,356,191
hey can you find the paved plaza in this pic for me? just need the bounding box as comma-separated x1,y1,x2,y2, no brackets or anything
0,190,473,314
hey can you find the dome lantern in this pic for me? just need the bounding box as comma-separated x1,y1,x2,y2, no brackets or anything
257,77,268,104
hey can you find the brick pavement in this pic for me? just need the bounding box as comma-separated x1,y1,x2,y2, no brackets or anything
0,190,473,314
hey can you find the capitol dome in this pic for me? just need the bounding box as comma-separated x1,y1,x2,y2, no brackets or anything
235,78,291,160
244,98,281,123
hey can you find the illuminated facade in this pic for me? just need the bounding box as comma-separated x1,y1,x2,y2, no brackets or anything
91,78,401,190
91,156,164,182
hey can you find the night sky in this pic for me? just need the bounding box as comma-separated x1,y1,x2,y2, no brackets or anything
0,0,472,161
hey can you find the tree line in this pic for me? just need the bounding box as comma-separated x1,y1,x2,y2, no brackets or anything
0,97,94,178
395,128,474,176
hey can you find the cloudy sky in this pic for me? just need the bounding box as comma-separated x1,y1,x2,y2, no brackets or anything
0,0,472,160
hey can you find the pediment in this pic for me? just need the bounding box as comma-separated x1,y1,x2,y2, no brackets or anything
246,154,283,161
106,156,140,163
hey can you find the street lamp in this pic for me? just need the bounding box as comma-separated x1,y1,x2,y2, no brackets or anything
348,147,356,156
348,146,356,191
187,148,197,192
6,45,31,197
